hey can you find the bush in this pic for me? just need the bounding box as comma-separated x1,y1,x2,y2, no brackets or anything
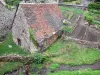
84,12,94,25
88,3,100,10
62,26,73,33
4,0,20,6
33,53,44,64
86,15,94,25
89,9,100,14
93,20,100,28
5,4,12,10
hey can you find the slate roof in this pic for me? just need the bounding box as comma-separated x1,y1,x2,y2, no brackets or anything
20,4,62,42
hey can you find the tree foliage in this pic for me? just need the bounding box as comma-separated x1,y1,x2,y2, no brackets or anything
4,0,20,6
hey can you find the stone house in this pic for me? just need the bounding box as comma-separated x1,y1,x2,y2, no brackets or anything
12,3,63,53
0,1,16,41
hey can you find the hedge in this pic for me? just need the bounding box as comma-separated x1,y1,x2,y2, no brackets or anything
88,3,100,10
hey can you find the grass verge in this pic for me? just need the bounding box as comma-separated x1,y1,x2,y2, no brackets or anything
59,6,84,14
0,62,23,75
0,33,28,56
44,39,100,65
48,69,100,75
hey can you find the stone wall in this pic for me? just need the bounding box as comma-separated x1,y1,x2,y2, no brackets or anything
65,37,99,48
0,2,16,41
72,24,100,42
12,5,37,53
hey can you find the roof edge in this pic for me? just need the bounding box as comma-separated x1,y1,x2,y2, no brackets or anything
19,3,58,5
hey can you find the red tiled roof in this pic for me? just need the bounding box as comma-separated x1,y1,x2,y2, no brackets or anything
21,4,62,42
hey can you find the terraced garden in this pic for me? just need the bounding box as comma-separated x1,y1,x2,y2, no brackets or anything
0,2,100,75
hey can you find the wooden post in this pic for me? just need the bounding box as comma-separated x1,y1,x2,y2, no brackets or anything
25,65,30,75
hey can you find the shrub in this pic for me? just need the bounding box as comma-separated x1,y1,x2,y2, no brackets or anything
33,53,44,64
4,0,20,6
88,3,100,10
89,9,100,14
93,20,100,28
86,15,94,25
62,26,73,33
5,4,12,10
84,12,94,25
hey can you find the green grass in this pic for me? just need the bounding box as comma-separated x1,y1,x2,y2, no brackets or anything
59,6,84,14
0,62,23,75
44,39,100,65
62,26,73,33
50,63,60,71
31,63,43,69
0,33,28,74
0,33,29,56
48,70,100,75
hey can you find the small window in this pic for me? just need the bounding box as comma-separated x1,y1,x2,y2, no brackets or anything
17,38,21,46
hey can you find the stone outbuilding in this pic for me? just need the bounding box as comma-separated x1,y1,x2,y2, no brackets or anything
12,3,63,53
0,1,16,41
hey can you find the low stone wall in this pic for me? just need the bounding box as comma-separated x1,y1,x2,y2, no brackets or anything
4,66,25,75
65,36,99,48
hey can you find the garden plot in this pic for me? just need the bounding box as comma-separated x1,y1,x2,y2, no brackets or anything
44,39,100,65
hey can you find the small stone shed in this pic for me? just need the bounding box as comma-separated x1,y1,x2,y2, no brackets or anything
12,3,63,53
0,1,16,41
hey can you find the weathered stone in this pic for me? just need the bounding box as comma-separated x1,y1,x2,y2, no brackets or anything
12,3,63,53
0,1,16,41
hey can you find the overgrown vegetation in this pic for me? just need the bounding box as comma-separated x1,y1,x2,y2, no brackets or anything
33,52,44,64
4,0,20,6
48,69,100,75
88,2,100,10
50,63,60,71
84,11,94,25
4,0,20,10
87,2,100,28
63,0,82,5
59,6,84,14
44,39,100,65
0,62,23,75
29,28,38,46
0,33,28,56
62,26,73,33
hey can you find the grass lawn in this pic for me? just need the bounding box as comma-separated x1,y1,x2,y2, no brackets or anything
0,62,23,75
48,69,100,75
0,33,29,56
0,33,29,74
44,39,100,65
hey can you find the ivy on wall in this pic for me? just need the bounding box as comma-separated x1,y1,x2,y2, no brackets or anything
29,28,38,46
